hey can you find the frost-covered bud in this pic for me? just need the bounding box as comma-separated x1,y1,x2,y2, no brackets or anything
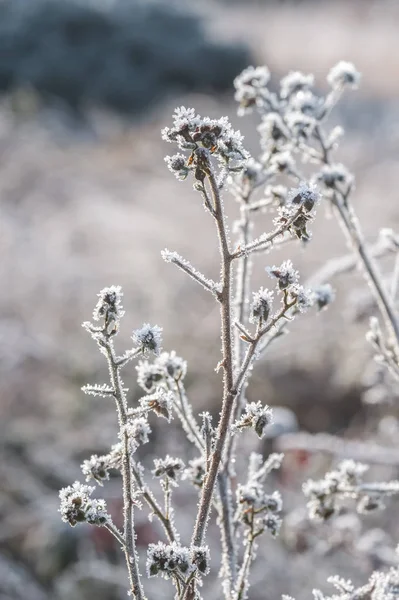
337,459,368,486
191,545,210,575
81,454,111,486
183,457,206,488
302,479,337,521
92,286,124,334
152,456,184,484
234,65,271,113
125,417,151,448
164,153,189,180
280,71,314,99
136,360,164,393
258,113,289,145
357,495,385,514
232,401,273,439
147,542,192,579
141,388,174,421
85,498,110,526
264,491,283,513
287,182,321,213
59,481,109,527
132,324,163,356
267,260,299,290
156,350,187,381
285,111,315,138
327,61,361,89
263,513,282,538
289,90,320,116
290,285,314,312
318,163,353,189
269,150,295,173
250,288,274,324
311,284,335,311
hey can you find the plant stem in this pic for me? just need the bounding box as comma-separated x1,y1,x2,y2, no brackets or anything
106,342,145,600
315,124,399,353
186,166,236,599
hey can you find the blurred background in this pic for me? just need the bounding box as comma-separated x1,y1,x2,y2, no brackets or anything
1,0,399,598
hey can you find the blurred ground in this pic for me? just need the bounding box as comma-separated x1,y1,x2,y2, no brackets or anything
1,1,399,599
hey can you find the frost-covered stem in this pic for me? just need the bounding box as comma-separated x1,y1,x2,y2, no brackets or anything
187,165,236,599
131,462,176,543
226,192,253,470
391,252,399,301
233,298,296,395
334,194,399,348
174,379,204,452
231,206,302,259
106,343,145,600
235,514,262,600
315,125,399,353
105,522,126,548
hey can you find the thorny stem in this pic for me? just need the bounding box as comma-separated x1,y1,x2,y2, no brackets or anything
106,342,145,600
131,462,177,543
315,125,399,355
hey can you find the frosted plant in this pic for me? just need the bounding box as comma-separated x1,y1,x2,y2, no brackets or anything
58,61,399,600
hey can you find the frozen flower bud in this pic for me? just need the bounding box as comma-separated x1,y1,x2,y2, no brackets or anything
92,286,124,334
285,110,315,138
164,153,189,180
289,90,320,116
183,457,206,488
264,491,283,513
280,71,314,99
155,350,187,381
232,401,273,439
258,113,289,145
263,513,282,537
125,417,151,448
152,456,184,484
85,498,110,526
132,324,163,356
234,65,271,113
141,388,174,421
357,495,385,514
250,288,274,324
327,61,361,89
269,150,295,173
81,454,111,485
318,163,353,189
311,284,335,311
267,259,299,290
191,545,210,575
147,542,192,579
59,481,109,527
287,182,321,213
290,285,314,312
136,360,165,393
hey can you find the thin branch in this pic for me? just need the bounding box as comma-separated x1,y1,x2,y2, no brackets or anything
161,249,221,299
231,207,302,259
186,164,237,599
105,342,146,600
314,125,399,355
131,462,177,544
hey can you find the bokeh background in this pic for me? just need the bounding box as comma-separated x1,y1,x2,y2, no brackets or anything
1,0,399,598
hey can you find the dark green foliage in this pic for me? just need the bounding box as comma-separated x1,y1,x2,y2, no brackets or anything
0,0,252,116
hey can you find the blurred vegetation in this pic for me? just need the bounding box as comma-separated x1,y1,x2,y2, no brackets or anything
0,0,251,116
